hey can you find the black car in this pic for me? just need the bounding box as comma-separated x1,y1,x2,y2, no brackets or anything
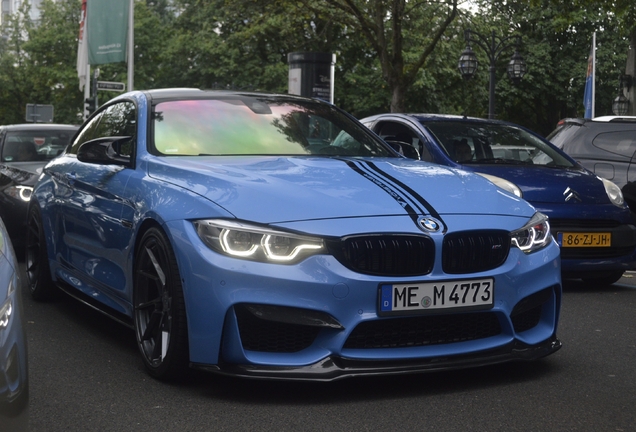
0,124,78,252
547,116,636,213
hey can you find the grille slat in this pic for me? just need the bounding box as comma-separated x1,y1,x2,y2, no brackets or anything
328,235,435,276
442,230,510,274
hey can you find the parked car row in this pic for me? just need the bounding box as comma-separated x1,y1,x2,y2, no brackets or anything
0,123,79,253
360,113,636,286
5,89,635,385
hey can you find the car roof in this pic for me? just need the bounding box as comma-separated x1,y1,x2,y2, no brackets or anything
0,123,79,131
365,113,520,127
556,116,636,126
141,88,324,105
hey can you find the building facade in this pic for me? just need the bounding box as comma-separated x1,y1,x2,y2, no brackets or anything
1,0,44,25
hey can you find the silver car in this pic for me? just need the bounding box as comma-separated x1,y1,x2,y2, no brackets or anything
0,217,28,429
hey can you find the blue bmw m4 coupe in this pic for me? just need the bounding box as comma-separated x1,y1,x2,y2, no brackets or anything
26,89,561,381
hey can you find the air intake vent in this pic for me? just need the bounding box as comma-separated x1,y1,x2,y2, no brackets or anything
344,312,501,349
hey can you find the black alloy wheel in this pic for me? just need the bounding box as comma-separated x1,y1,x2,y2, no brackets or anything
133,227,189,380
25,204,56,301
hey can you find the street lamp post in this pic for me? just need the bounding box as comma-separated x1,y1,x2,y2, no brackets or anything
458,29,527,119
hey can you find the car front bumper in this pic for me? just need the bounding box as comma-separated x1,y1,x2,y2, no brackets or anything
168,218,562,380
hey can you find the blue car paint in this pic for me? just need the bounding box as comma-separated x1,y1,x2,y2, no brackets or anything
32,90,562,379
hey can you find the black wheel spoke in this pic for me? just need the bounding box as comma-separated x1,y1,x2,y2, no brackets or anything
142,310,163,341
136,297,162,311
137,269,161,284
150,332,163,360
133,228,188,379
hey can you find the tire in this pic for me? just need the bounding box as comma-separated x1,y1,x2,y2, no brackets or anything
133,227,190,380
25,204,56,301
581,270,624,287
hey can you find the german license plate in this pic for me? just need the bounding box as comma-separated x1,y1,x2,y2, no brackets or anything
557,232,611,248
379,278,494,315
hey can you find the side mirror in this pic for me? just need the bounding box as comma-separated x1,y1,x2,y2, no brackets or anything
77,136,133,166
386,141,420,160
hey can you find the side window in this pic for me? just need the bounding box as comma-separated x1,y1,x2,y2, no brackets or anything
69,112,104,154
69,101,137,156
376,120,432,161
593,131,636,159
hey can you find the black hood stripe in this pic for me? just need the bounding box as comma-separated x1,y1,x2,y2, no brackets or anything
364,160,443,220
344,160,421,225
343,159,444,226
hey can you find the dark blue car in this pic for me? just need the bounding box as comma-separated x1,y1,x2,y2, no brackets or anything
361,114,636,286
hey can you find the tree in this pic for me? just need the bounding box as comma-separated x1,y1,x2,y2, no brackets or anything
300,0,460,113
468,0,630,134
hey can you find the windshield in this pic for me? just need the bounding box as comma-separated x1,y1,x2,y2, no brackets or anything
423,121,574,168
545,123,580,149
152,97,394,157
2,129,76,162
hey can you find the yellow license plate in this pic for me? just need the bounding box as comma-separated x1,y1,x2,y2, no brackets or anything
557,232,611,248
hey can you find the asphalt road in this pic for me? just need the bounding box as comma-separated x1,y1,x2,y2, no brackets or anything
23,268,636,432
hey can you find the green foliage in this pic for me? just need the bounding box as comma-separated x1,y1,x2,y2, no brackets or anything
0,0,632,135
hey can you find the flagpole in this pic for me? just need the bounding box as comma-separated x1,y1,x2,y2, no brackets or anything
127,0,134,92
591,32,596,118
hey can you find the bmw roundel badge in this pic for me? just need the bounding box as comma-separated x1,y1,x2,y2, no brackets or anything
419,217,441,232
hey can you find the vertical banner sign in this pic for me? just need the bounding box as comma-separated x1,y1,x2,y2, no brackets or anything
76,0,88,91
583,32,596,119
87,0,129,65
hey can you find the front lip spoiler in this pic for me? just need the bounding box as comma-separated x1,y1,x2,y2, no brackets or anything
191,335,562,382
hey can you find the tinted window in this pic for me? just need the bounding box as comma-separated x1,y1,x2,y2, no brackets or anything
151,97,392,157
70,102,136,155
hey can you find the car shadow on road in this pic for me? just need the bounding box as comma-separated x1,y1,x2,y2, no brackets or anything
562,277,636,293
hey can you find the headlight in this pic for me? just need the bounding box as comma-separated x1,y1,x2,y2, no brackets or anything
511,212,552,254
194,219,325,263
4,185,33,201
599,177,624,207
0,278,14,329
475,173,522,197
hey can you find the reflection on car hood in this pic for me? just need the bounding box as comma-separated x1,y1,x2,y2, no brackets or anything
0,163,42,186
148,156,533,223
471,165,607,204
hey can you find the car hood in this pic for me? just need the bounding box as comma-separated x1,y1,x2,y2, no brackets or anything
148,156,534,224
469,165,609,205
0,162,43,186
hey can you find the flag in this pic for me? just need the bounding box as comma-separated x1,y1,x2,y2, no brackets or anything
583,32,596,119
87,0,129,65
76,0,88,91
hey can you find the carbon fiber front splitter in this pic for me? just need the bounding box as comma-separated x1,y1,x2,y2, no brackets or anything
191,335,562,382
